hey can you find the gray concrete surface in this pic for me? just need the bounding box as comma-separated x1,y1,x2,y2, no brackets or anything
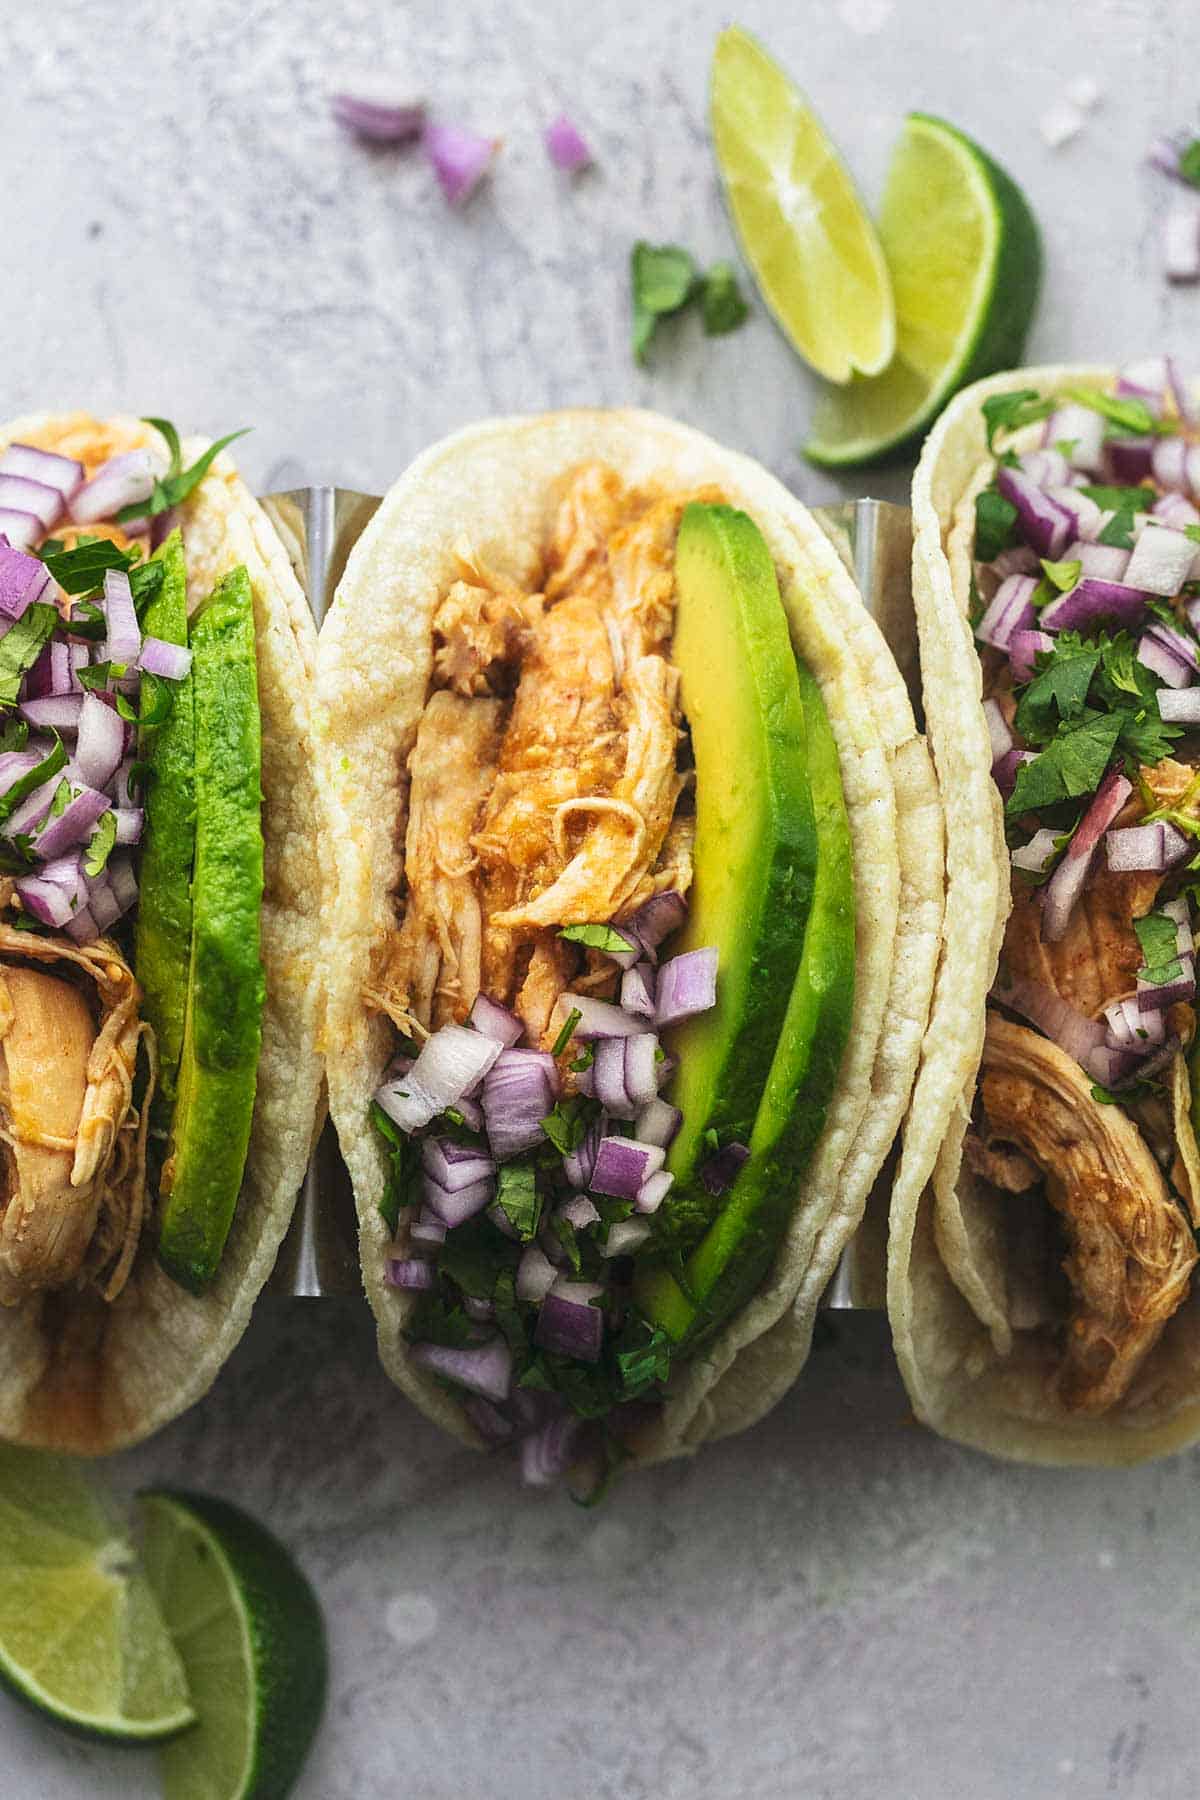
3,2,1200,1795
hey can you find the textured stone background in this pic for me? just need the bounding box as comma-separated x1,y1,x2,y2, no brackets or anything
4,2,1200,1796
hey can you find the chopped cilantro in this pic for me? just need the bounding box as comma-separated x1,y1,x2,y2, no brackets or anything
0,604,58,707
492,1162,542,1241
369,1100,421,1233
64,601,108,642
78,661,127,692
550,1006,582,1059
115,423,250,523
120,672,173,725
569,1042,595,1074
40,538,133,595
1179,140,1200,188
981,389,1055,450
1134,911,1184,986
1097,508,1139,551
631,242,697,363
83,809,116,878
1078,484,1156,513
0,717,28,754
1014,633,1100,741
0,733,66,827
49,778,71,818
559,922,639,955
1040,557,1082,593
699,261,749,336
1006,711,1122,817
439,1212,519,1298
974,487,1020,562
1067,388,1164,437
540,1094,591,1155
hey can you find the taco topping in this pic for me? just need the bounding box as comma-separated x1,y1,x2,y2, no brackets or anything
969,358,1200,1407
0,417,263,1310
368,475,852,1487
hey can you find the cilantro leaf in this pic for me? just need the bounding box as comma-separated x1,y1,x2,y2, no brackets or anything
558,922,638,955
551,1006,582,1058
1014,633,1100,742
1006,711,1122,816
1179,140,1200,188
981,389,1055,450
83,809,116,878
974,487,1020,562
64,600,108,642
0,604,58,707
492,1162,542,1241
1098,508,1138,550
78,661,127,692
369,1100,421,1233
699,261,749,336
1078,484,1156,513
1040,557,1082,592
631,242,697,365
115,428,250,523
539,1094,591,1156
1067,388,1163,437
0,717,29,754
614,1320,672,1396
142,417,183,481
39,539,133,595
1134,911,1184,985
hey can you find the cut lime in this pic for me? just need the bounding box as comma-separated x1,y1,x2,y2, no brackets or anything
710,25,895,383
806,113,1042,467
140,1489,327,1800
0,1444,194,1743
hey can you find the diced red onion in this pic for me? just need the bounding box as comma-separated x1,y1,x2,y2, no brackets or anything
102,570,140,667
1159,687,1200,724
1165,201,1200,284
137,636,192,682
1138,632,1194,688
544,114,592,172
462,1296,494,1323
600,1219,652,1258
1165,893,1195,957
19,695,84,732
484,1047,559,1158
984,697,1014,766
699,1140,751,1197
1153,491,1200,531
1124,524,1197,596
1138,952,1196,1012
1042,404,1106,472
535,1281,604,1363
634,1096,681,1149
976,574,1037,652
1040,577,1148,634
88,877,122,932
1009,628,1053,684
420,1136,496,1190
995,464,1073,558
620,963,656,1018
75,690,127,789
423,123,498,205
15,874,77,927
376,1022,503,1133
557,1195,599,1230
635,1169,675,1215
590,1135,665,1199
411,1337,512,1401
1104,997,1164,1049
554,992,652,1039
654,947,718,1028
112,807,143,846
69,450,156,525
0,443,84,502
331,81,425,142
516,1242,558,1304
34,786,111,861
1166,356,1197,428
1106,820,1190,871
38,852,87,908
992,749,1034,800
410,1210,447,1249
1116,360,1167,413
592,1036,637,1116
625,889,687,959
468,992,524,1047
387,1258,436,1291
0,510,42,552
0,542,52,619
0,474,62,531
63,904,97,944
1041,769,1132,942
562,1116,601,1192
989,545,1040,580
462,1396,515,1444
107,854,137,913
1045,486,1102,543
991,970,1108,1074
5,773,61,837
520,1413,583,1487
1011,827,1061,875
1066,540,1131,582
1152,436,1200,495
1105,437,1156,485
1019,448,1069,488
421,1170,494,1227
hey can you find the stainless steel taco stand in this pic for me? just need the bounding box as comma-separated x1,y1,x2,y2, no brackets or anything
262,486,914,1308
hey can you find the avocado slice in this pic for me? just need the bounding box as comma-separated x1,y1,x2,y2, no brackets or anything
134,530,195,1115
638,653,856,1343
157,566,265,1293
650,502,818,1256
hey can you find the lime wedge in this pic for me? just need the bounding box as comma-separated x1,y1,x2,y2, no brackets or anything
0,1444,194,1742
806,113,1042,467
140,1489,327,1800
710,25,895,383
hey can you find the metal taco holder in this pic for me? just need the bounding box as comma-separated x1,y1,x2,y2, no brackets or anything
262,488,916,1309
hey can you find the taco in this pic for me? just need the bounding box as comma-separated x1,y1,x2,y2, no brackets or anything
0,413,322,1453
893,358,1200,1463
317,408,942,1487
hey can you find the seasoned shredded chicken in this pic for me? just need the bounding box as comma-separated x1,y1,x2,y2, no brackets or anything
980,1016,1198,1412
0,925,152,1306
375,464,715,1043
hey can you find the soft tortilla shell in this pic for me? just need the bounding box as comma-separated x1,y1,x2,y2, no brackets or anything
316,408,940,1459
894,366,1200,1464
0,414,322,1454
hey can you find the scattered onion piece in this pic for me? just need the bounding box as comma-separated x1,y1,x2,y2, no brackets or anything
423,123,498,205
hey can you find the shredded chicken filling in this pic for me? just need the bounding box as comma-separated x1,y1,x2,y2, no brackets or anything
370,464,717,1046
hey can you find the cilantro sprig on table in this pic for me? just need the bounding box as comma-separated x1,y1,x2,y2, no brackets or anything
1006,629,1185,819
631,242,750,364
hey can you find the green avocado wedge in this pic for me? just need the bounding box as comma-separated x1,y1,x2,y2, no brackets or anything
646,502,818,1263
134,530,195,1116
638,654,856,1343
157,567,265,1293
